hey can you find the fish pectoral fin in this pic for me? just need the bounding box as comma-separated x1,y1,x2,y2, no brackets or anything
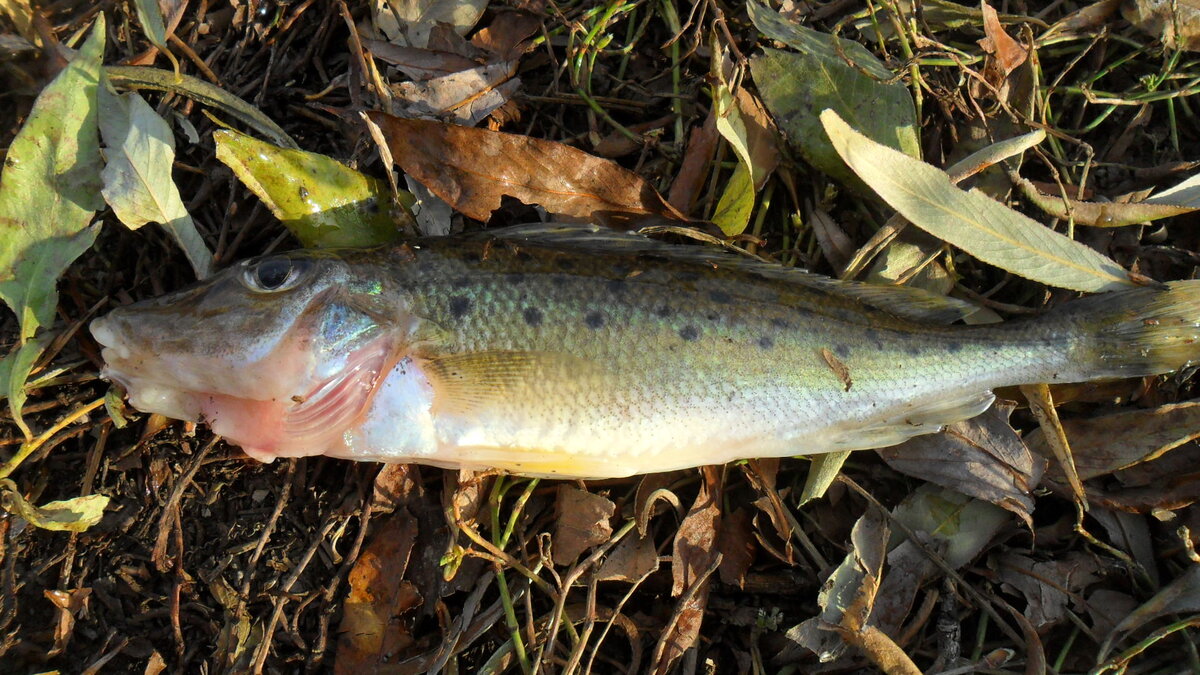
818,390,996,452
419,350,600,416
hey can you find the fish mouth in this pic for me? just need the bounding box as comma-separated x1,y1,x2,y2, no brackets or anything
91,314,396,460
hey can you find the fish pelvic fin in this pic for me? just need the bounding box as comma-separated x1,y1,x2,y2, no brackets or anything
1065,280,1200,379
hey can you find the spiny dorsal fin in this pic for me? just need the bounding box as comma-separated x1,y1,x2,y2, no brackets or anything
465,223,978,324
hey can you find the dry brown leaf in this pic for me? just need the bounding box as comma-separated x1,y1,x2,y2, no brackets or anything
553,484,615,565
878,402,1044,529
979,1,1028,79
667,110,719,215
741,459,798,564
993,552,1102,629
391,61,519,126
470,11,540,61
1123,0,1200,51
363,39,479,80
716,507,756,588
370,112,686,225
1027,400,1200,481
44,587,91,657
596,532,659,582
654,466,722,673
335,514,422,673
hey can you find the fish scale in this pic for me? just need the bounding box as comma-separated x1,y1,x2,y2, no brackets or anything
90,224,1200,477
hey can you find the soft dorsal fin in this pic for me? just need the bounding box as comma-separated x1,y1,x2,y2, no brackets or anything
465,223,978,324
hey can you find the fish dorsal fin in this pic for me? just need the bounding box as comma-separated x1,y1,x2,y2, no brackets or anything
469,223,977,324
418,349,602,417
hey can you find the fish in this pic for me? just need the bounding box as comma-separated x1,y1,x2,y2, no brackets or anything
89,223,1200,478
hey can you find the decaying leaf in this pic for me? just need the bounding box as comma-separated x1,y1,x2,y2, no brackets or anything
1026,400,1200,481
44,587,91,657
749,0,919,186
716,507,756,588
391,60,519,126
654,467,722,674
370,112,685,225
336,513,423,672
1100,564,1200,658
553,485,615,565
0,16,105,437
214,129,413,248
1015,176,1197,227
993,551,1103,629
711,81,779,236
979,1,1028,81
0,482,109,532
99,88,213,278
1123,0,1200,51
879,402,1045,528
363,38,479,80
372,0,487,49
821,109,1136,293
596,532,659,583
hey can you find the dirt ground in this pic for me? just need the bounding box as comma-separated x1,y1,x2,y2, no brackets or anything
3,1,1200,673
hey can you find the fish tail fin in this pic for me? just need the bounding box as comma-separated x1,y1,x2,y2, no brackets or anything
1063,280,1200,379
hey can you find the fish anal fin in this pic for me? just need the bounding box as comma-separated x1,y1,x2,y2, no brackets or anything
813,390,997,453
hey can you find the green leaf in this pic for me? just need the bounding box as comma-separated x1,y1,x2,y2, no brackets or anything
711,82,778,236
99,88,213,278
748,1,918,183
798,450,850,504
132,0,182,77
0,15,105,437
214,129,413,248
0,480,109,532
821,109,1135,293
0,334,52,438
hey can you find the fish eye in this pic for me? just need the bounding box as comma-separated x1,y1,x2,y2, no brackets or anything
242,257,309,293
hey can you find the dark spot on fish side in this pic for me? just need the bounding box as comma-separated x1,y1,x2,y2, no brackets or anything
451,276,472,289
506,273,526,284
551,275,569,287
709,290,733,304
864,328,884,349
675,271,701,284
556,258,575,270
771,317,790,330
461,252,481,263
585,311,606,329
946,340,964,353
523,307,543,327
680,325,700,342
449,296,472,319
706,313,719,322
515,250,533,263
834,343,851,358
758,336,774,350
906,345,922,356
606,278,626,294
656,305,672,318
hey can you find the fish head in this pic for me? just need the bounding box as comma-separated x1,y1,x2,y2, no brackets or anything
90,250,408,460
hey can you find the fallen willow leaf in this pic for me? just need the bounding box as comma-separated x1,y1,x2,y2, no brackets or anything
596,531,659,583
105,65,296,148
1026,400,1200,481
711,81,778,235
99,88,213,278
132,0,181,75
1015,176,1196,227
470,11,540,61
749,0,919,186
821,109,1135,293
0,16,105,437
1145,170,1200,207
336,514,422,673
800,451,851,504
716,507,756,587
553,485,615,565
0,482,109,532
369,112,685,225
214,129,413,248
879,402,1044,528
